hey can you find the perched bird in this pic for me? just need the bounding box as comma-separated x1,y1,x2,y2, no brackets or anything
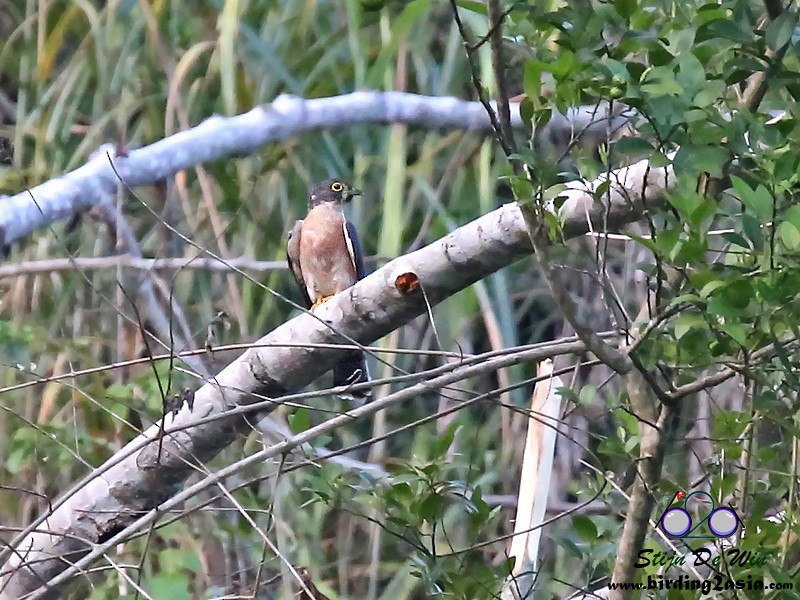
286,179,372,401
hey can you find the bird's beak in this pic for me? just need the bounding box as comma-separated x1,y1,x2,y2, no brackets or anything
347,188,362,200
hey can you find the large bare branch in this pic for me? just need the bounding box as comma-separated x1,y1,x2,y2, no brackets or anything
0,151,673,599
0,92,628,247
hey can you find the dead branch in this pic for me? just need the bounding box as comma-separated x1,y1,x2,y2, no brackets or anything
0,92,630,248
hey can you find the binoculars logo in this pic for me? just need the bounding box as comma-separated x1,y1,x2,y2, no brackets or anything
659,490,741,539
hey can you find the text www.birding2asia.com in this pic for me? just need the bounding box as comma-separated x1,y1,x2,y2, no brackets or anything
606,574,793,595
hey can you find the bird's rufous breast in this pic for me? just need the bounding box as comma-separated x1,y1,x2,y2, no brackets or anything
299,203,358,301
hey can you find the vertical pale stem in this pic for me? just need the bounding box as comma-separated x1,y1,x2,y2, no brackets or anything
503,360,563,599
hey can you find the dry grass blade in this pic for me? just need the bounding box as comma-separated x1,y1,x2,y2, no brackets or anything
502,359,563,600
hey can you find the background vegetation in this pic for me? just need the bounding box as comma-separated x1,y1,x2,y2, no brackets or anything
2,0,800,598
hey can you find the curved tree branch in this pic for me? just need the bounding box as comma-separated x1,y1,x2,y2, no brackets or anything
0,92,629,248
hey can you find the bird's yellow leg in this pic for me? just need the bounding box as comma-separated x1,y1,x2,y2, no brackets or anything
311,295,335,309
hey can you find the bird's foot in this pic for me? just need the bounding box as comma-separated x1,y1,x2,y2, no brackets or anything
311,295,334,309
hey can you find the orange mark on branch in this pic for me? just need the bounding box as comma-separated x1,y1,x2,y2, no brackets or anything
394,272,420,294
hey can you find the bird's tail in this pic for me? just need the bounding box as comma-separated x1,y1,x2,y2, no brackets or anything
333,349,372,403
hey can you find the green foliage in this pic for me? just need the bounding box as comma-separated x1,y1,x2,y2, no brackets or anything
304,422,511,599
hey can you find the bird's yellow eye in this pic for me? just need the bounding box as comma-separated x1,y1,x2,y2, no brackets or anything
330,181,344,192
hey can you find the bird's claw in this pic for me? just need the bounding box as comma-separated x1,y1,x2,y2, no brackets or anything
311,295,334,309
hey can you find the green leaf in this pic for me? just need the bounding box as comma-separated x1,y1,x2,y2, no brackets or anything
419,492,444,522
556,387,579,404
572,515,598,541
392,0,433,37
676,52,706,96
454,0,487,14
519,96,535,128
624,436,639,453
106,383,132,401
641,66,683,96
741,213,764,249
693,79,726,107
509,176,534,200
707,279,754,316
523,60,543,100
288,407,310,433
603,58,630,82
613,0,637,20
725,57,767,84
697,18,752,44
628,233,657,252
433,422,460,458
359,0,387,12
470,485,490,519
778,220,800,250
721,323,748,347
732,176,773,223
671,293,701,304
696,4,730,24
673,145,728,177
774,151,800,181
146,576,190,600
724,279,755,309
653,226,681,257
161,548,202,573
552,51,575,80
765,12,796,51
614,136,652,156
674,312,705,340
669,232,708,264
579,385,597,406
598,436,625,457
665,189,704,221
721,231,751,250
560,536,585,559
690,196,717,228
653,152,674,169
783,204,800,230
700,280,726,299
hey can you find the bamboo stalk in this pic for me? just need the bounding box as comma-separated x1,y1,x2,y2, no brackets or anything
503,359,563,600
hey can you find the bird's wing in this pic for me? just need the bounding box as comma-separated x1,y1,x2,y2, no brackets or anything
286,220,312,308
342,220,366,280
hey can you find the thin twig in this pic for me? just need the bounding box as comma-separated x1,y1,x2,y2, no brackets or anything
448,0,515,158
0,254,386,278
487,0,518,159
469,2,518,53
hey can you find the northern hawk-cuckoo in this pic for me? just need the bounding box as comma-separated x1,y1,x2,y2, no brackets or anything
286,179,372,402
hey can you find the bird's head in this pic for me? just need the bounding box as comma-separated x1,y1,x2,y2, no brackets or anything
308,179,362,207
